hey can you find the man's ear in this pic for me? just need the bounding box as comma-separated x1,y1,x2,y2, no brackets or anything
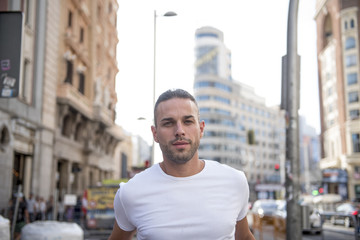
151,125,159,142
199,120,205,138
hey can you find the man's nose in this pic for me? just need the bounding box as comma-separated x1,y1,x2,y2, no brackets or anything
175,122,185,136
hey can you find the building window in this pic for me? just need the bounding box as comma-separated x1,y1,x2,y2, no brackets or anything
74,123,84,142
350,109,360,120
349,91,359,103
80,27,84,43
196,33,219,39
196,95,210,101
97,5,102,18
214,82,231,92
214,96,230,105
327,86,333,96
346,55,357,67
324,15,333,44
345,21,348,30
0,126,10,146
64,60,73,84
199,107,211,114
62,115,72,138
215,108,230,116
194,81,211,89
350,19,355,28
68,10,72,28
347,73,358,85
345,37,356,50
352,133,360,153
328,104,333,113
78,73,85,94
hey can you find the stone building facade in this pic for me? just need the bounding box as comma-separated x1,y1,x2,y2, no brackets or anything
0,0,130,212
315,0,360,200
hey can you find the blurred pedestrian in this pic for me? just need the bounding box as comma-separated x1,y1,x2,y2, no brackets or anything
34,195,41,220
57,197,64,221
6,198,13,219
27,193,36,222
74,196,82,225
46,195,54,220
39,197,46,220
108,89,255,240
9,193,29,240
65,205,74,222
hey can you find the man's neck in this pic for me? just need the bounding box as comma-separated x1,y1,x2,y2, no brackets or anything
160,159,205,177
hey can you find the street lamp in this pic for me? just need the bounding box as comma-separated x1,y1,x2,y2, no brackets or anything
153,10,177,109
152,10,177,165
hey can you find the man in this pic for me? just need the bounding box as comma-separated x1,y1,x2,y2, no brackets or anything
27,193,36,222
10,193,29,240
109,89,255,240
46,195,54,220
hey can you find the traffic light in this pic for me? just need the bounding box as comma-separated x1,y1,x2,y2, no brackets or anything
145,160,150,168
274,163,280,171
312,187,324,196
312,190,319,196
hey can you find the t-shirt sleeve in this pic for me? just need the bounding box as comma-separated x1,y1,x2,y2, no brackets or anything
114,186,136,231
236,171,250,221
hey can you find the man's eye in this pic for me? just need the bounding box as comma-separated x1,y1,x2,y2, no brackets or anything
185,120,194,124
163,122,172,126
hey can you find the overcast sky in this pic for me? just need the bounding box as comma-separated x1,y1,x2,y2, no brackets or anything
115,0,319,145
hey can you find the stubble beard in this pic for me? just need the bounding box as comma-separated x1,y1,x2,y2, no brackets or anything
159,137,200,164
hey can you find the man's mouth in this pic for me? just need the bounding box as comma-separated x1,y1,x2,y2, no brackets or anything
173,141,189,146
171,139,191,148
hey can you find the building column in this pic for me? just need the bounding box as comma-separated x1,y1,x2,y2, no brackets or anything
23,156,33,198
67,162,73,194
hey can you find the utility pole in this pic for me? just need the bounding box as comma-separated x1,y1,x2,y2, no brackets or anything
281,0,301,239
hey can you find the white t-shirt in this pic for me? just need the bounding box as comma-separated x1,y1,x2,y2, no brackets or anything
114,160,249,240
27,198,36,213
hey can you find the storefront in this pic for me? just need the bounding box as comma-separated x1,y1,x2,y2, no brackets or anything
322,168,348,200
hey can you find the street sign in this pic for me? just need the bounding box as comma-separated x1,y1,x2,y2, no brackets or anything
0,12,23,98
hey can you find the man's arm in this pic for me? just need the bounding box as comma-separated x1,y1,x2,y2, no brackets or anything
108,221,135,240
24,209,30,224
235,216,255,240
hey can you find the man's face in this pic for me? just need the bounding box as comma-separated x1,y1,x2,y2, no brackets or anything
151,98,205,164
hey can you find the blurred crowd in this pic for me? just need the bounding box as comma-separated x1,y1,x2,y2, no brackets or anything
2,193,84,240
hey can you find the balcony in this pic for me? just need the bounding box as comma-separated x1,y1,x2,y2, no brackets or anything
57,83,92,119
319,156,341,169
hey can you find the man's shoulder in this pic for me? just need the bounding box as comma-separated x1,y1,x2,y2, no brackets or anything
121,164,160,188
205,160,244,174
204,160,246,183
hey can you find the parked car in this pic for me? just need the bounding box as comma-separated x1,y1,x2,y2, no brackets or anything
330,202,360,228
250,199,278,230
273,200,322,234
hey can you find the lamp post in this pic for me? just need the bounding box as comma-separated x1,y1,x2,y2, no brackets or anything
152,10,177,165
281,0,301,239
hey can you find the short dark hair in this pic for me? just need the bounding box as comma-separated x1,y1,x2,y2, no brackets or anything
154,89,198,126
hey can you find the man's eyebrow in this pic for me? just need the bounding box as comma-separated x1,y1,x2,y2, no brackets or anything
160,115,195,122
184,115,195,120
160,117,175,122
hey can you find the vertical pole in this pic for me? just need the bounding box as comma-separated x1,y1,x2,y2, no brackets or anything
151,10,157,166
11,185,22,240
281,0,301,239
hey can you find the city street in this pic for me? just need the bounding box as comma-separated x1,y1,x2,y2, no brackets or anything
251,223,356,240
83,223,355,240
